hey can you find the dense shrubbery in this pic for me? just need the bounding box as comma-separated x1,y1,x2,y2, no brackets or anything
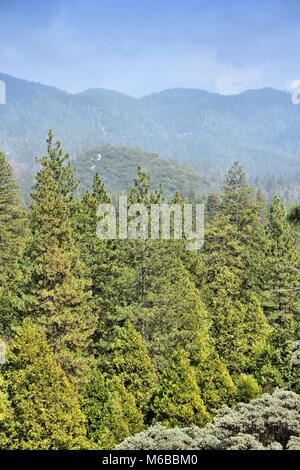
118,390,300,450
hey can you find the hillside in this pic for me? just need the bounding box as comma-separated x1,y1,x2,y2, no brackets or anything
1,72,300,198
77,146,211,199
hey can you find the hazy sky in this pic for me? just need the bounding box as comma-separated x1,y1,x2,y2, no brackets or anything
0,0,299,96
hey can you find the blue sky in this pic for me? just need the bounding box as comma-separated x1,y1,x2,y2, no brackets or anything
0,0,299,96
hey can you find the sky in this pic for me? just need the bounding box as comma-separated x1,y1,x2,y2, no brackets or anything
0,0,300,96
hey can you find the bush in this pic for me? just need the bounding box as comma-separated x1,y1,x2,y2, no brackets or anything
118,390,300,450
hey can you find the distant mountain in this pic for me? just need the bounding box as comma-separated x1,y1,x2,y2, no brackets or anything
77,146,211,199
1,72,300,198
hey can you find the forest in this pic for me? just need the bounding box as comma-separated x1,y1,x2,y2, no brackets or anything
1,131,300,450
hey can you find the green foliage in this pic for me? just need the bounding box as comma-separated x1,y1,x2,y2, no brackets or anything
4,318,88,450
101,321,157,411
149,349,209,428
196,348,237,414
2,124,300,450
235,374,262,403
83,370,144,449
255,330,294,390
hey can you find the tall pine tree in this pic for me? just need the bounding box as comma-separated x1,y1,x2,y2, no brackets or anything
24,132,95,385
0,151,25,335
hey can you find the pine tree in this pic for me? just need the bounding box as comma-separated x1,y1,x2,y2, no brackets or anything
203,163,270,372
256,188,268,225
74,172,137,359
24,132,95,385
263,196,300,333
203,214,269,371
196,347,237,414
4,318,88,450
75,172,111,273
221,161,253,225
101,320,157,411
149,349,209,427
83,370,144,449
0,151,25,283
206,193,221,223
128,242,210,370
0,151,25,335
257,196,300,390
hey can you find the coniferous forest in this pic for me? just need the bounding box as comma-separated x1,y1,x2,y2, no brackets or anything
1,130,300,450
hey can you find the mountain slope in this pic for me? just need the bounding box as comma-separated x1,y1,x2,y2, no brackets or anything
1,72,300,198
77,146,211,199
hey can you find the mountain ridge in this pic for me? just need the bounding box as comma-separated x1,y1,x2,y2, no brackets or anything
1,72,300,199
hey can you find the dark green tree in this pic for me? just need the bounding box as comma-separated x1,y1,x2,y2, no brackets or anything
101,320,157,411
149,349,209,427
83,370,144,449
0,151,25,335
0,151,25,283
24,132,95,385
5,318,88,449
263,196,300,333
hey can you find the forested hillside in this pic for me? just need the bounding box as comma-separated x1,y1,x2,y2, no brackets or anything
1,72,300,199
1,132,300,449
77,146,211,199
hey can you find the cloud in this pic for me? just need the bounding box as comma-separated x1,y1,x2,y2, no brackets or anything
31,8,95,62
0,0,297,96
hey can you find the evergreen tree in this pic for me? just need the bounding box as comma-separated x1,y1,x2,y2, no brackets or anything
0,151,25,283
128,242,210,370
0,151,25,335
75,172,111,273
83,370,144,449
257,196,300,390
24,132,95,385
203,214,269,371
5,318,88,450
75,173,137,358
203,163,270,372
196,347,237,414
221,161,253,225
255,329,294,391
263,196,300,333
206,192,221,223
101,321,157,411
256,188,268,225
149,349,209,427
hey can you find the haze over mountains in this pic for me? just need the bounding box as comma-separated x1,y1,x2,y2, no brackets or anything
1,72,300,199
